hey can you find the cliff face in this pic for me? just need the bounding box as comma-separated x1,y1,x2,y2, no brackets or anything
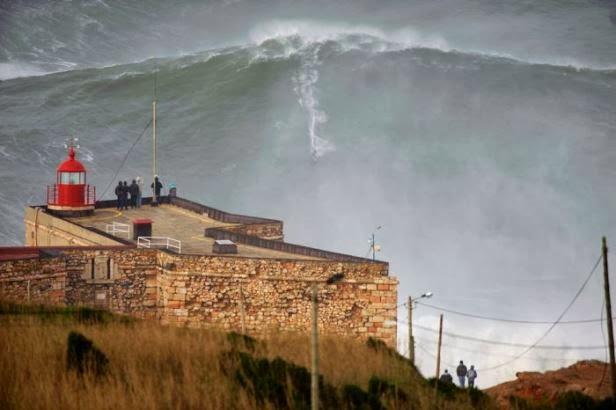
486,360,612,409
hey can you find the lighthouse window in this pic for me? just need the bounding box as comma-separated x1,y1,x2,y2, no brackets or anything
60,172,85,185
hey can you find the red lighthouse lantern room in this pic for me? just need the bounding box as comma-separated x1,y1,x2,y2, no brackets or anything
47,141,96,215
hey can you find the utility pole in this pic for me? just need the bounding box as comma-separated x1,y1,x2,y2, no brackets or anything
311,283,319,410
408,296,414,363
433,314,443,406
435,314,443,380
239,281,246,334
602,237,616,399
152,70,158,205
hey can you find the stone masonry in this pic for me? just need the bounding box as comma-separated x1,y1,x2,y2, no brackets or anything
0,247,397,346
1,196,398,347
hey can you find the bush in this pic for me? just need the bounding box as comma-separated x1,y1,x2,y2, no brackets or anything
554,391,597,410
368,376,412,408
66,331,109,377
426,377,459,400
223,350,399,409
341,384,383,410
226,331,257,352
228,350,338,409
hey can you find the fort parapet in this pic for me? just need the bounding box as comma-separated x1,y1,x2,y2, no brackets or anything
0,196,398,346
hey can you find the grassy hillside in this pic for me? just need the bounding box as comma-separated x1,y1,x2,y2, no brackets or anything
0,302,493,409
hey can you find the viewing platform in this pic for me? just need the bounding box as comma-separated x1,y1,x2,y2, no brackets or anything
65,201,321,260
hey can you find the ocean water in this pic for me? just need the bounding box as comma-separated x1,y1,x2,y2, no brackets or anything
1,0,616,386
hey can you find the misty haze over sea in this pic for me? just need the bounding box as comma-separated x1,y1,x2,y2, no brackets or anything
1,0,616,386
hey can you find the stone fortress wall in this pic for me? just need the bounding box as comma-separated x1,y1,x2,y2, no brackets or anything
0,247,397,346
1,196,398,347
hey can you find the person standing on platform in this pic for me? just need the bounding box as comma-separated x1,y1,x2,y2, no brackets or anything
135,177,143,208
129,180,139,208
115,181,123,210
121,181,129,210
456,360,468,388
151,176,163,203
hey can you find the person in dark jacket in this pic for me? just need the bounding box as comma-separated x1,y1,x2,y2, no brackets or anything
456,360,468,388
115,181,123,210
439,370,453,384
121,181,129,210
129,180,139,208
151,176,163,202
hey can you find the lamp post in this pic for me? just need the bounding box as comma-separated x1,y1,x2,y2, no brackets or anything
408,292,433,364
311,272,345,410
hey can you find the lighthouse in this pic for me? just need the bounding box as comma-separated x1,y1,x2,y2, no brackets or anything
46,139,95,215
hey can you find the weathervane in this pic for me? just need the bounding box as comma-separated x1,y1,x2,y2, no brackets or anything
64,136,80,150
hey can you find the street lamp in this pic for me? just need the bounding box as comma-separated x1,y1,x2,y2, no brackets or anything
408,291,433,364
311,272,345,410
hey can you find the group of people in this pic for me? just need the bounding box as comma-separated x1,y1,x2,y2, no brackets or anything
439,361,477,388
114,176,165,210
115,178,143,210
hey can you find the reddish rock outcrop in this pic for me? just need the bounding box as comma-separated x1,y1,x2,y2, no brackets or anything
486,360,612,409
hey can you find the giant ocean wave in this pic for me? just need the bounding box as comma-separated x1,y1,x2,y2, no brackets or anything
1,1,616,386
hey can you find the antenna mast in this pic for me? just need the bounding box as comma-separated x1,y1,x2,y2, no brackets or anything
152,66,158,204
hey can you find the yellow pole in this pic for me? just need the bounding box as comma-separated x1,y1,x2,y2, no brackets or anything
152,97,157,203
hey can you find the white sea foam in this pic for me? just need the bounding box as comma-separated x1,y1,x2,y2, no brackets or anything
0,145,14,160
292,44,335,160
250,20,451,56
0,62,47,81
249,19,616,72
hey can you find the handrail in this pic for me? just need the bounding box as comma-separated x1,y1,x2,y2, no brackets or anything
169,196,281,225
105,222,130,238
204,228,387,265
137,236,181,254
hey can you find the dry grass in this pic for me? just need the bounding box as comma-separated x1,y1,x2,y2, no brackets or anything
0,303,492,409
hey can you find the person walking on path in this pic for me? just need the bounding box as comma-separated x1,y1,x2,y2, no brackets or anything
135,177,143,208
467,365,477,388
129,180,139,208
439,369,453,384
114,181,123,210
456,361,468,388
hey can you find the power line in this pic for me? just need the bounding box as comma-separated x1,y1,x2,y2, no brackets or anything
404,254,604,360
414,301,606,324
414,336,589,363
99,119,153,199
480,254,603,371
416,342,457,370
408,321,607,350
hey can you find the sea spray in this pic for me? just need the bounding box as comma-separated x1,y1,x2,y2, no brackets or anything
292,44,335,160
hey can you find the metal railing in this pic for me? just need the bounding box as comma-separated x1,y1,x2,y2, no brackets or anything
86,185,96,205
205,227,386,264
137,236,182,254
105,222,131,238
46,185,58,205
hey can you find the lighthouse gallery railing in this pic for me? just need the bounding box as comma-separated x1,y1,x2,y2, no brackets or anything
46,184,96,206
